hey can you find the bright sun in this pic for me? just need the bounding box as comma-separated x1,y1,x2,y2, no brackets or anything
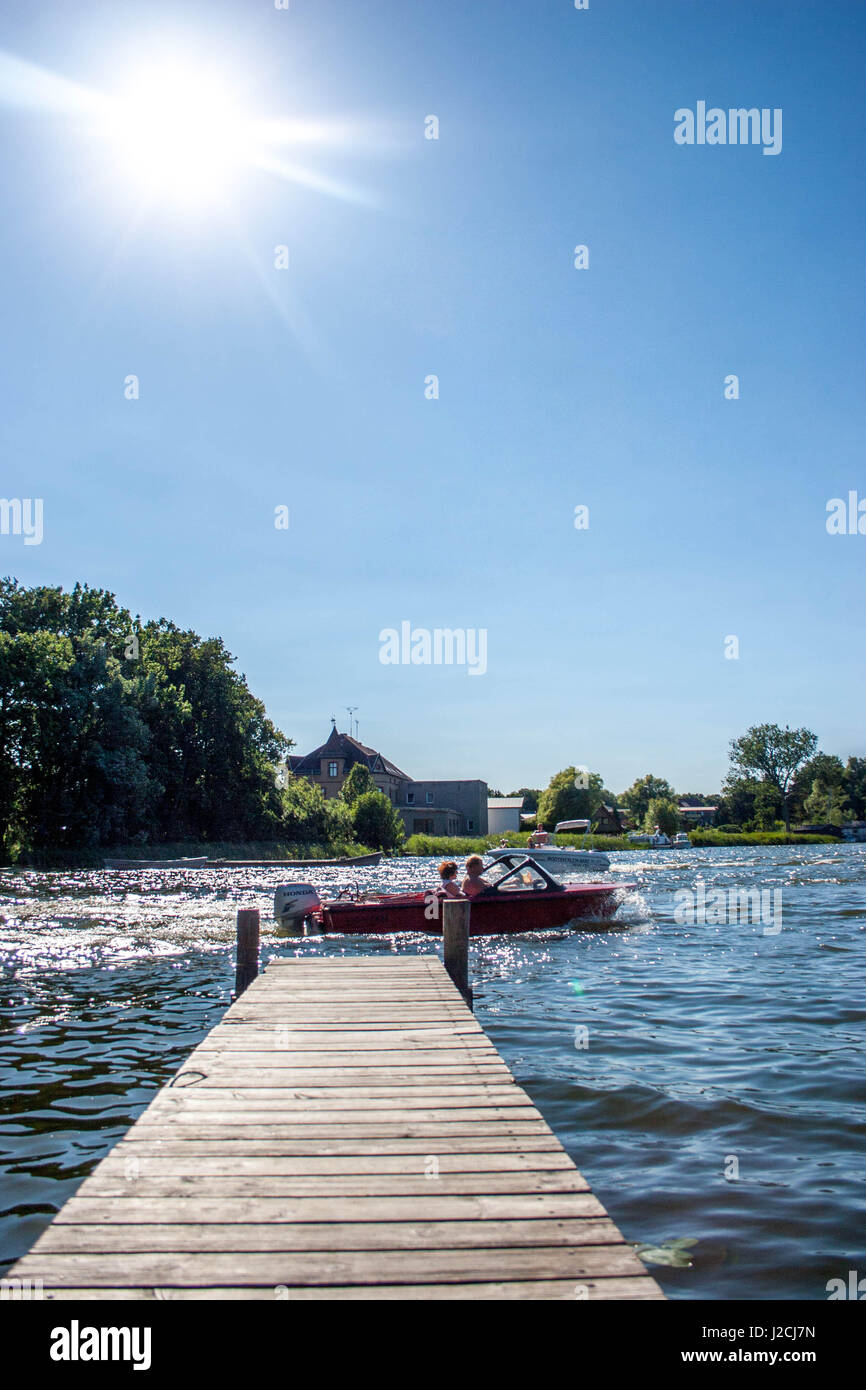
107,63,253,204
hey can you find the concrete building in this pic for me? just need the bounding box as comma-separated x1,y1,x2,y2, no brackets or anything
402,781,488,837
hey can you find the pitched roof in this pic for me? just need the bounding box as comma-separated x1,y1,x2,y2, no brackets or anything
289,728,411,781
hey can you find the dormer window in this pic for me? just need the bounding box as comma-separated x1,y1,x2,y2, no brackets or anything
328,761,338,778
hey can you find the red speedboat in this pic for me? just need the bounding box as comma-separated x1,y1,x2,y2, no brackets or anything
274,855,633,937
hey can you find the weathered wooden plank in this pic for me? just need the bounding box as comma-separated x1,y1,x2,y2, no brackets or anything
123,1123,553,1142
183,1052,502,1067
162,1084,522,1100
55,1193,606,1224
155,1088,526,1105
37,1277,664,1301
184,1057,511,1073
33,1217,624,1254
11,1243,651,1285
140,1105,544,1125
66,1172,593,1199
93,1152,574,1174
173,1061,517,1084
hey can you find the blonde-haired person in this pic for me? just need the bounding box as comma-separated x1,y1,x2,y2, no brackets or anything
461,855,490,899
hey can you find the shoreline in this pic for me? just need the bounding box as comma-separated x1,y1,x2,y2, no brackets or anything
2,829,840,871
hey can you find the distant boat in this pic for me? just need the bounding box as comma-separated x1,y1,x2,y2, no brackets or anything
672,833,691,848
103,856,209,869
104,851,383,870
208,852,383,868
488,819,610,875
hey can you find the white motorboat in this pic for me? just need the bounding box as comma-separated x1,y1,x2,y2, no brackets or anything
672,832,691,848
487,819,610,875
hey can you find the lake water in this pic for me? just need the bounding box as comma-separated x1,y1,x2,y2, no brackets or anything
1,844,864,1299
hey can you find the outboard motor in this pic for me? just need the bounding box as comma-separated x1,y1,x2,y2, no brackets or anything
273,882,322,936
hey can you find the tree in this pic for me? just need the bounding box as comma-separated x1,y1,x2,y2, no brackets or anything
340,763,377,805
351,790,405,852
790,753,845,822
803,779,848,826
537,768,605,828
728,724,818,831
619,774,676,826
751,782,782,831
279,776,333,844
717,775,761,827
0,579,294,850
644,797,679,836
509,788,540,814
843,757,866,820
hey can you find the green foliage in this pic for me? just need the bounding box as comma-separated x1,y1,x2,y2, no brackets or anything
404,831,643,857
351,790,406,852
749,782,782,832
537,767,605,828
803,779,848,826
643,797,679,836
509,787,540,814
0,579,292,851
843,757,866,820
619,774,676,825
728,723,818,829
340,763,377,805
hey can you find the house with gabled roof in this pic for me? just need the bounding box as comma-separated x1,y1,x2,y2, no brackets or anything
289,722,488,835
289,723,412,806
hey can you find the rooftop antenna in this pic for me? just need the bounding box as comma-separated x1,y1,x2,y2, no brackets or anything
346,706,357,738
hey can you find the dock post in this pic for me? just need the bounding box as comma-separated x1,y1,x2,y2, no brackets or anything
442,898,472,1010
234,908,260,998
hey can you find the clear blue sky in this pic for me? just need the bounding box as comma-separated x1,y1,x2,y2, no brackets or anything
1,0,864,795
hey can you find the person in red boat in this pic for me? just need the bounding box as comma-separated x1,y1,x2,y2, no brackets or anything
461,855,490,898
437,861,463,898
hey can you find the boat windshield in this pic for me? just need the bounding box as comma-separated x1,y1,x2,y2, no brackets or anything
485,857,562,892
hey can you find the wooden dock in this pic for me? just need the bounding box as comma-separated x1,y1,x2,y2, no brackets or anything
10,955,663,1300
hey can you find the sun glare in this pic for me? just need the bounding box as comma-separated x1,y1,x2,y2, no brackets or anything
0,45,377,216
106,63,253,204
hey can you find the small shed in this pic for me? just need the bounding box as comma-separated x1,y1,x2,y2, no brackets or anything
593,804,623,835
488,796,524,834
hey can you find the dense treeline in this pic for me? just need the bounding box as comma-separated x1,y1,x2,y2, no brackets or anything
0,579,291,851
0,581,289,852
519,726,866,836
0,579,406,857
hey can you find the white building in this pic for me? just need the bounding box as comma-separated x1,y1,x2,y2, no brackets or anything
487,796,524,834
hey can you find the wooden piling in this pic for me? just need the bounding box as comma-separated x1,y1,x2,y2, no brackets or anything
442,897,472,1009
234,908,260,998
